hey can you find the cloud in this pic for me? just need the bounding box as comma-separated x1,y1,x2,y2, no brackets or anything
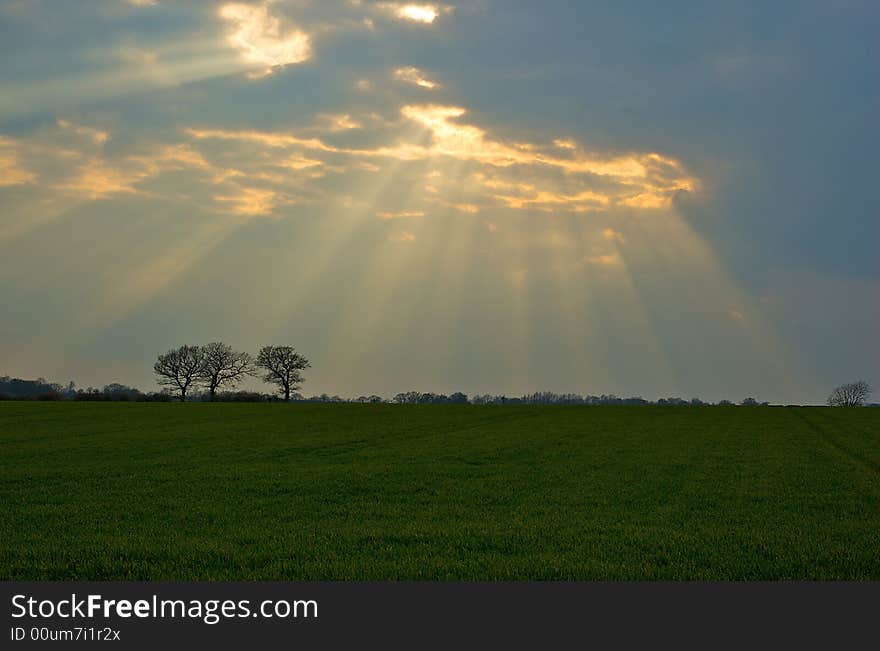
602,228,625,243
396,105,687,184
184,103,685,180
8,96,696,221
214,187,286,216
218,3,312,77
57,119,109,145
185,127,336,151
277,154,324,171
375,3,453,25
397,5,438,23
55,144,211,199
393,66,439,89
0,137,37,186
389,231,417,242
492,186,611,212
618,192,671,209
0,121,315,214
586,252,623,267
376,210,426,219
315,113,362,132
56,160,146,199
183,101,698,216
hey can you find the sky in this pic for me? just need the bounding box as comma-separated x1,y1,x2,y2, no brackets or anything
0,0,877,403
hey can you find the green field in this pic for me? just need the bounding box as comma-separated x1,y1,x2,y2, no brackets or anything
1,403,878,580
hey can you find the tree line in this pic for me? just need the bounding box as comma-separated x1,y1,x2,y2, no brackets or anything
153,343,310,402
396,392,766,406
0,371,873,407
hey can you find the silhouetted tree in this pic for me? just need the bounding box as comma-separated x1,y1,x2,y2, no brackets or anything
102,383,142,401
199,342,255,401
0,376,63,399
255,346,310,402
827,381,872,407
153,345,205,401
355,395,385,403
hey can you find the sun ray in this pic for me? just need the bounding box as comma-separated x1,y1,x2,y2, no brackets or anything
616,208,808,399
307,174,437,392
263,153,421,345
499,224,537,393
88,219,246,331
0,195,93,246
0,39,250,121
398,158,479,390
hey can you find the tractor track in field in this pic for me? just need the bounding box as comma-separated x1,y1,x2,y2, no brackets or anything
786,407,880,476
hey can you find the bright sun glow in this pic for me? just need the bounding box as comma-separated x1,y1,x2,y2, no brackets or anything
397,4,439,24
219,3,312,75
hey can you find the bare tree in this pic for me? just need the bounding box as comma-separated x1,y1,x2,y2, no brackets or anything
255,346,310,401
153,345,205,401
827,380,872,407
199,342,255,401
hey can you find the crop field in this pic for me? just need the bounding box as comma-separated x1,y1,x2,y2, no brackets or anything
1,403,878,580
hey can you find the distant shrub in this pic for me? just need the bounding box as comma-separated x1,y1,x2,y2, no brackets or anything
355,395,386,403
142,392,174,403
74,390,106,402
214,391,274,403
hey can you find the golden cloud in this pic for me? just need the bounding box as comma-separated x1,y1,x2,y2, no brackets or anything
219,3,312,77
56,144,214,199
586,252,623,267
57,119,109,145
317,113,362,132
185,127,335,152
393,66,439,89
602,228,626,243
376,3,452,25
0,137,37,187
376,210,426,219
4,94,698,222
56,160,145,199
214,186,286,216
183,103,698,215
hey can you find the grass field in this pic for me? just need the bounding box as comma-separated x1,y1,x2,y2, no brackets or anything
1,403,878,580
